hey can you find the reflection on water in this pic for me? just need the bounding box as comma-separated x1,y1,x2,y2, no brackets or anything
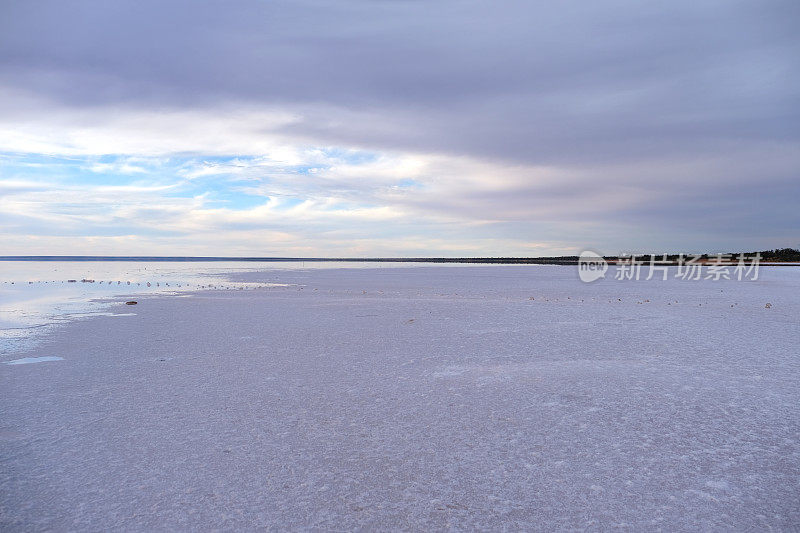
0,261,292,354
4,356,64,365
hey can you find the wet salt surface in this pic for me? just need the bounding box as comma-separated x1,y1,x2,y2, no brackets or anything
3,356,63,365
0,261,323,353
1,265,799,530
0,261,479,354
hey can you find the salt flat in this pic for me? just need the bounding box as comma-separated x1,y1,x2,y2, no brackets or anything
1,265,799,530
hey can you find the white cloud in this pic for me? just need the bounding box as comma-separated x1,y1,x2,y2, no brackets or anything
0,88,796,256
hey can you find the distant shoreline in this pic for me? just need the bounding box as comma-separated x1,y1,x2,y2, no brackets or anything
1,255,798,265
0,256,581,264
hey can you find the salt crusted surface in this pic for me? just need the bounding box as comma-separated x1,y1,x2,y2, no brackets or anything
1,266,799,530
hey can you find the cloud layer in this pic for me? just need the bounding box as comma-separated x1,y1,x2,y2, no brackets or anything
0,0,798,255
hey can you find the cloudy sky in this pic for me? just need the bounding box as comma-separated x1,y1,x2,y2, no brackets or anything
0,0,797,256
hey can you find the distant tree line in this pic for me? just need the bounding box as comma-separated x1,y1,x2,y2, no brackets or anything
758,248,800,262
600,248,800,263
1,248,798,264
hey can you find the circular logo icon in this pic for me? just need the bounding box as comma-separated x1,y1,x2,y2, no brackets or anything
578,250,608,282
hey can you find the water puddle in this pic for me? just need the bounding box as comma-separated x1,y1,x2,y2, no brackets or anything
4,356,64,365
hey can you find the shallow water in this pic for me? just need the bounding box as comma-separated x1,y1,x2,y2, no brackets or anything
0,261,279,353
0,261,471,353
4,356,64,365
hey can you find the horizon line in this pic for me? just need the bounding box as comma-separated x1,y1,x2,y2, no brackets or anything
1,250,797,265
0,255,581,264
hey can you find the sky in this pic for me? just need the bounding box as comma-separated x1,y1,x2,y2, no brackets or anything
0,0,798,257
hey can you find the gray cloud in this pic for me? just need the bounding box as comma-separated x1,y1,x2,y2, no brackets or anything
2,0,797,162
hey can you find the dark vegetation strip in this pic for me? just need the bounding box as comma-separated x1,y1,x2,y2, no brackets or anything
1,248,798,264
